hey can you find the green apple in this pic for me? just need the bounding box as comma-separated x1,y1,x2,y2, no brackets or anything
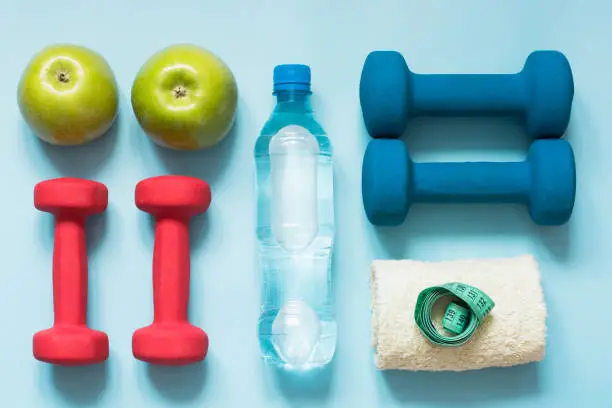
17,44,119,146
131,44,238,150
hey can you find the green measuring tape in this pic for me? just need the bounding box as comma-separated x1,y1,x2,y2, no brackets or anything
414,282,495,347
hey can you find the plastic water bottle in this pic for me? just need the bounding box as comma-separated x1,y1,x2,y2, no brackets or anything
255,64,336,370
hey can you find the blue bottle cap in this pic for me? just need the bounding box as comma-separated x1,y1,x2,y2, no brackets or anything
273,64,311,93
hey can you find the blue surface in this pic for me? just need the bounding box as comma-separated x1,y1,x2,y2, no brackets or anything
362,139,576,226
0,0,608,406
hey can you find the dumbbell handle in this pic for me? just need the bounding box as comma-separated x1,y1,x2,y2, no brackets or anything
412,73,525,115
414,161,529,203
53,215,88,326
152,216,191,323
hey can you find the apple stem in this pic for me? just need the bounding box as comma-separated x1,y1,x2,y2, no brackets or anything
174,86,187,99
57,72,70,83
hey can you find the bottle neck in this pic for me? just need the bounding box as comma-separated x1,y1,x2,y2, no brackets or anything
273,90,312,114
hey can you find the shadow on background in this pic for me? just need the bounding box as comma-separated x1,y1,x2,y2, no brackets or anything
86,211,109,254
382,363,540,404
371,205,571,261
22,114,120,179
365,116,573,262
146,361,207,402
51,362,108,405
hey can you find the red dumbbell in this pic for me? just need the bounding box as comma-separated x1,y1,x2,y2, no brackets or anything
132,175,211,365
33,178,109,365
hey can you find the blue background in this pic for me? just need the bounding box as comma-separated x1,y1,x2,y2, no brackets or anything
0,0,605,406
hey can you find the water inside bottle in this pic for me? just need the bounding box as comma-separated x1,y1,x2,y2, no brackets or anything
256,122,336,370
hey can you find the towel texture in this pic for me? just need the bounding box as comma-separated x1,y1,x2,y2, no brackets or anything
371,254,546,371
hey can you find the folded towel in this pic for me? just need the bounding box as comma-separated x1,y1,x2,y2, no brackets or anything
370,254,546,371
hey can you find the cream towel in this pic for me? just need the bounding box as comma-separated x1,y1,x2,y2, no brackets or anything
370,254,546,371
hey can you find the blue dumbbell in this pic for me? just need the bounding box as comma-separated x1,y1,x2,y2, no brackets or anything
359,50,574,139
362,139,575,226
